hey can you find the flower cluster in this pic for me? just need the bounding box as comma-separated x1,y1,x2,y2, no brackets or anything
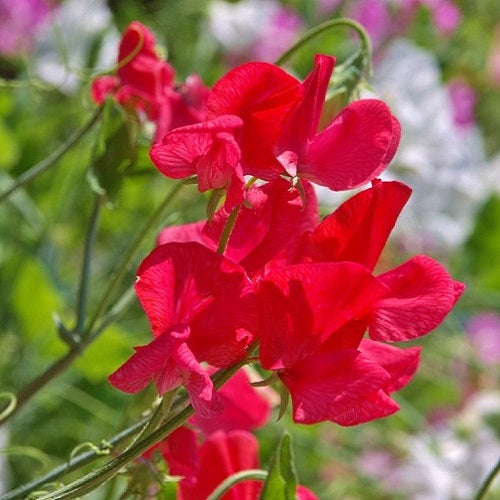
101,23,464,427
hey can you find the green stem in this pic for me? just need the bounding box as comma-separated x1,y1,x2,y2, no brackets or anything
207,470,267,500
75,195,102,334
473,458,500,500
84,181,184,334
0,185,182,425
37,360,246,499
275,17,372,76
0,417,149,500
216,204,241,255
0,107,102,204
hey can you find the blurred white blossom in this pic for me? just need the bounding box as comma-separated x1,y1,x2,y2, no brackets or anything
33,0,119,93
319,40,499,251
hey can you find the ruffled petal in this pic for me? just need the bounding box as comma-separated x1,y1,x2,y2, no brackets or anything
359,338,421,392
190,367,272,435
207,62,303,179
135,242,258,366
303,99,398,190
108,325,189,394
149,115,243,182
367,255,465,341
304,180,411,270
280,350,395,425
173,343,223,418
276,54,335,173
190,430,260,500
258,262,387,370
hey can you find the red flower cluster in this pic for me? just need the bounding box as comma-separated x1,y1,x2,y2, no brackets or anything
91,22,209,142
102,23,464,427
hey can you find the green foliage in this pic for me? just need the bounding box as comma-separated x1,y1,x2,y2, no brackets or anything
260,432,297,500
464,195,500,290
88,99,138,202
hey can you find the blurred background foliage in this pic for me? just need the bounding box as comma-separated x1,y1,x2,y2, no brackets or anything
0,0,499,498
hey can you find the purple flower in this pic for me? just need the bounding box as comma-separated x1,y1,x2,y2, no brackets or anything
0,0,51,56
465,313,500,366
447,79,477,129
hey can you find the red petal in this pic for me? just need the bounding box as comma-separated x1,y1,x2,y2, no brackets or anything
157,221,207,247
305,180,411,270
258,262,387,370
276,54,335,170
174,343,223,418
159,427,199,492
368,255,465,341
303,99,398,190
135,242,258,365
207,62,303,179
359,339,421,392
149,115,243,181
90,76,117,104
190,368,272,435
188,430,260,500
108,326,189,394
280,350,395,425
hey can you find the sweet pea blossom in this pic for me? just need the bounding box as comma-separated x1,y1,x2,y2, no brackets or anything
257,181,464,425
91,22,210,142
109,242,258,416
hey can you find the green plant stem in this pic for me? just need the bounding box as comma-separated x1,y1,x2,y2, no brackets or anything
75,195,103,334
0,107,102,203
0,184,183,425
216,204,241,254
35,360,247,499
474,458,500,500
0,417,149,500
206,470,267,500
84,181,184,335
274,17,372,75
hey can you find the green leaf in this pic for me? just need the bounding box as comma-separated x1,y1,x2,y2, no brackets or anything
259,432,297,500
87,99,138,202
463,194,500,290
0,119,19,169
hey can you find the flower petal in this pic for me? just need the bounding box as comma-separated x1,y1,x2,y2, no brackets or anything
367,255,465,341
359,338,421,392
258,262,387,370
303,99,399,190
207,62,303,179
135,242,258,365
281,350,396,425
304,180,411,270
190,367,272,435
276,54,335,171
108,325,189,394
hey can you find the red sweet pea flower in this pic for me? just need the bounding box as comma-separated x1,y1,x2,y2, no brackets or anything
257,258,461,425
153,427,260,500
206,55,399,189
91,22,209,142
109,242,258,416
207,61,304,179
150,115,245,207
275,54,401,189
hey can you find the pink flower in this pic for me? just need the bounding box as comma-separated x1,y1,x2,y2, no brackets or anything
109,242,258,417
447,78,477,129
465,313,500,366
